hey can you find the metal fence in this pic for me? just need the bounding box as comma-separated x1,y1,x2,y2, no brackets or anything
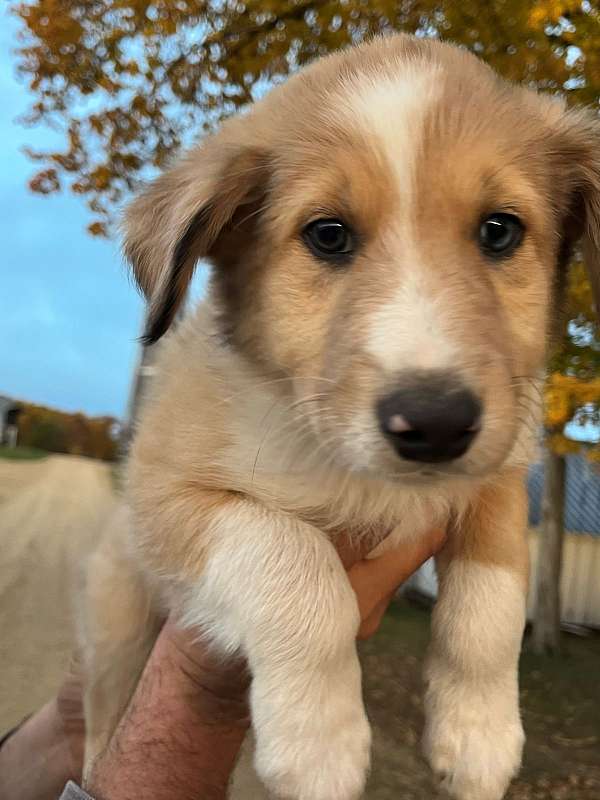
407,454,600,628
528,454,600,535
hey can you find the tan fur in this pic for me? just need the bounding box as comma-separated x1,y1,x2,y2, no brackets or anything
439,469,530,586
424,477,529,799
83,33,600,800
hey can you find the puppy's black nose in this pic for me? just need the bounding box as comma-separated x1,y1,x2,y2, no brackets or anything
377,383,482,463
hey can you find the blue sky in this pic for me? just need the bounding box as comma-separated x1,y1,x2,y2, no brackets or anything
0,9,143,419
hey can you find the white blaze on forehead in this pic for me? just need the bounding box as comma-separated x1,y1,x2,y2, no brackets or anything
339,61,443,200
367,270,460,374
340,63,458,375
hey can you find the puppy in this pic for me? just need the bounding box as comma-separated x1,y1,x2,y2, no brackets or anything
82,33,600,800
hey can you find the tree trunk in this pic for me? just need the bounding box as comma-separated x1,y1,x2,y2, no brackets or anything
532,448,566,655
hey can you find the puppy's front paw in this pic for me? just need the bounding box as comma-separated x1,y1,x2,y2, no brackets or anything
252,669,371,800
423,668,524,800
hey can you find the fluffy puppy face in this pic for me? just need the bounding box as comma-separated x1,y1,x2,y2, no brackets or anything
125,34,600,482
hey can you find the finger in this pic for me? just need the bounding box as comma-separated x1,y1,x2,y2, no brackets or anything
335,535,372,570
337,524,447,572
348,528,446,622
356,593,394,640
335,524,410,570
55,655,86,775
355,527,446,595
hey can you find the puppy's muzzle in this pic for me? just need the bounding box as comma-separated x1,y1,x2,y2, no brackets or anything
377,374,482,464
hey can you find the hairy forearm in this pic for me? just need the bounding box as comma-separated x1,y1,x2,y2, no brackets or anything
85,626,249,800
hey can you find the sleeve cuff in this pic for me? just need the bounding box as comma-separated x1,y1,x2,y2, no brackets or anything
58,780,96,800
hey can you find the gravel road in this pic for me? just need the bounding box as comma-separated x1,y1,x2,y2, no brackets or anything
0,455,116,729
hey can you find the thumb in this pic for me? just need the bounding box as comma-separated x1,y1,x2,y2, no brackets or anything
348,528,446,627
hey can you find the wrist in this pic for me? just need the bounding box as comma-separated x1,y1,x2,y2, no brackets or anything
85,626,249,800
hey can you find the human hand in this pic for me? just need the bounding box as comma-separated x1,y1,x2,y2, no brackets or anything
0,657,85,800
342,528,447,638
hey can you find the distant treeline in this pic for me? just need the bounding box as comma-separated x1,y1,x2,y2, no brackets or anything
17,402,120,461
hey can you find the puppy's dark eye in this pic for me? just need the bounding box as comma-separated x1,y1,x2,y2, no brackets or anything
302,218,354,263
479,213,524,258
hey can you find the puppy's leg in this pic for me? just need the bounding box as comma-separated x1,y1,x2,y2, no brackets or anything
423,469,529,800
81,524,162,776
179,496,370,800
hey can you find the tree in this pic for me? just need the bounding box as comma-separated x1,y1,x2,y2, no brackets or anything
12,0,600,234
11,0,600,640
17,401,119,460
534,259,600,654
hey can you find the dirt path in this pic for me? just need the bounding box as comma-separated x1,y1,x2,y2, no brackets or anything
0,455,116,729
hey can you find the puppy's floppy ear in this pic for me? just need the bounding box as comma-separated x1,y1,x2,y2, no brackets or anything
123,142,270,344
552,110,600,314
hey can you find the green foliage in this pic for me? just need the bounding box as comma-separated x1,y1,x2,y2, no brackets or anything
0,445,47,460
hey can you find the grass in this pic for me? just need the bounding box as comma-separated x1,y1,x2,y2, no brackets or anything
358,597,600,799
0,445,47,460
